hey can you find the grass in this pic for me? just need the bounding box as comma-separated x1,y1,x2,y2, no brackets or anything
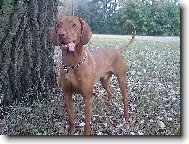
1,35,180,135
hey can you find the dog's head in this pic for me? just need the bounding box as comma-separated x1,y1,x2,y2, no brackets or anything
50,16,92,52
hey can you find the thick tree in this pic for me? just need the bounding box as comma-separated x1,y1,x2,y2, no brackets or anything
0,0,58,105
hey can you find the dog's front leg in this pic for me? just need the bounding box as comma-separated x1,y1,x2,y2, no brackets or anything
83,94,93,135
64,92,75,134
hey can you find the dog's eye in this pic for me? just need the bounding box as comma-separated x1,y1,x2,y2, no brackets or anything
72,24,76,28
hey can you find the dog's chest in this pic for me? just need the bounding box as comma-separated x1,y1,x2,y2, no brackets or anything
62,70,82,92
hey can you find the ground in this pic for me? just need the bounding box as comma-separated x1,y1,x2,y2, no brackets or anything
1,35,180,135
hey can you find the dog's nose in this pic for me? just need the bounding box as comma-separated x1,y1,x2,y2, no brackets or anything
58,31,67,38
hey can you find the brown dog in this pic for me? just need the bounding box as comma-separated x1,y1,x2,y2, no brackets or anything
51,16,135,135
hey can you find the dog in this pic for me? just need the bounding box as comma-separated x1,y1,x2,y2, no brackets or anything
51,16,135,135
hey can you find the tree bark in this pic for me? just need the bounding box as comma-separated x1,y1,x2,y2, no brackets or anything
0,0,58,105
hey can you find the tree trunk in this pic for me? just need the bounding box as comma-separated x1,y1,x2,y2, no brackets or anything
0,0,58,105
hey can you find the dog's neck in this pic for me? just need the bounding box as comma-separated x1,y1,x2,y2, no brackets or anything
61,44,86,67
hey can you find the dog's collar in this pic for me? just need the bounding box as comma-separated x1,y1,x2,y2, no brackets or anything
62,51,87,74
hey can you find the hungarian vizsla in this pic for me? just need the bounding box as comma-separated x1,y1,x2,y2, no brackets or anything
51,16,136,135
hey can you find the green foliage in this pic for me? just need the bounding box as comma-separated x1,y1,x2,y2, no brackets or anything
75,0,122,34
120,1,180,36
75,0,180,36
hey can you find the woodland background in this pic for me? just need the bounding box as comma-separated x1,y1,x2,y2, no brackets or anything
61,0,180,36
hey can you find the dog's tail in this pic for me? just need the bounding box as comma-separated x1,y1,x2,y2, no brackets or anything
118,23,136,53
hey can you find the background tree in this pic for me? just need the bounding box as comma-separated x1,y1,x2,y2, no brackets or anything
120,0,180,36
75,0,122,34
74,0,180,36
0,0,58,105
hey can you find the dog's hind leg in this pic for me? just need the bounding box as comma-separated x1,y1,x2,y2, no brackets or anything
117,73,129,122
100,75,114,105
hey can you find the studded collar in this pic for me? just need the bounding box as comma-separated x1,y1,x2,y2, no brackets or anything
62,51,87,74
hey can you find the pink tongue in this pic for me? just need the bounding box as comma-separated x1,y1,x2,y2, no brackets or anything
68,42,75,51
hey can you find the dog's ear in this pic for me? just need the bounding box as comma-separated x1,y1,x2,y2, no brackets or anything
50,21,59,46
78,18,92,45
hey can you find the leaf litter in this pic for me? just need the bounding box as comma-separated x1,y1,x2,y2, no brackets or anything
2,37,180,135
